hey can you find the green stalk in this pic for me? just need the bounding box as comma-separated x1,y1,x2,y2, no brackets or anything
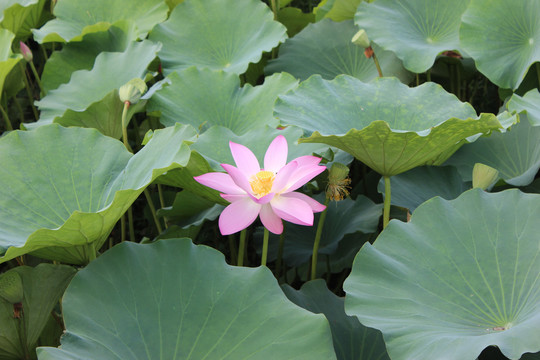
0,101,13,131
228,235,238,265
261,228,270,266
18,63,38,121
144,188,163,234
157,184,168,229
383,175,391,228
426,68,432,82
29,62,46,97
120,214,126,242
12,95,25,124
416,73,420,86
237,229,247,266
372,51,383,77
17,308,30,360
127,208,135,242
87,242,96,262
121,101,133,152
311,200,329,280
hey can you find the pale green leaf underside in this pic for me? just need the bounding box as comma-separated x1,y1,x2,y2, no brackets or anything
32,40,160,130
0,124,196,264
149,0,287,75
0,0,44,39
283,280,390,360
0,264,75,359
460,0,540,89
41,22,133,92
37,239,337,360
315,0,363,22
274,75,499,175
446,117,540,186
507,89,540,126
0,29,22,102
344,189,540,360
355,0,470,73
265,19,411,82
32,0,168,43
148,67,298,134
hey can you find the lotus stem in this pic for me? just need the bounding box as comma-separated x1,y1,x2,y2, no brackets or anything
87,242,96,262
18,63,39,121
157,184,168,229
0,101,13,131
127,208,135,242
12,95,25,124
372,51,383,77
29,61,46,97
144,188,163,235
261,228,270,266
383,175,391,228
121,214,126,242
121,101,133,152
311,200,329,280
426,68,432,82
237,229,247,266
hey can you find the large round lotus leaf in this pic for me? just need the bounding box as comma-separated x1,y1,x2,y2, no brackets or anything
0,124,196,265
446,116,540,186
354,0,469,73
274,75,501,176
0,264,75,360
156,125,351,204
149,0,287,75
460,0,540,90
377,165,468,212
147,67,298,134
258,194,382,266
507,89,540,126
314,0,363,22
32,0,168,43
36,239,337,360
0,0,45,39
0,29,22,102
30,40,160,136
283,280,390,360
344,189,540,360
265,19,410,82
41,22,133,92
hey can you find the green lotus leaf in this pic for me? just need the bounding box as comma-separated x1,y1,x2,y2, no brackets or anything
156,125,350,204
265,19,411,82
32,0,168,43
314,0,363,22
36,239,337,360
377,165,468,212
257,194,382,266
277,7,314,37
157,190,224,229
30,40,160,135
460,0,540,89
0,264,75,360
148,67,298,133
0,0,45,39
283,280,390,360
0,123,196,264
149,0,287,75
507,89,540,126
274,75,501,176
0,29,22,103
344,189,540,360
41,22,133,92
355,0,470,73
446,115,540,186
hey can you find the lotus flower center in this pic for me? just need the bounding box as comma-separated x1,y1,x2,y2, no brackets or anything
250,170,275,198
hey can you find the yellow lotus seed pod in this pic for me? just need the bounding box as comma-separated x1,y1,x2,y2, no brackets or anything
352,29,370,48
119,78,147,105
472,163,499,190
326,163,351,201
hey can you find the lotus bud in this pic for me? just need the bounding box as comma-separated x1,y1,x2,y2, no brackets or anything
0,271,23,304
472,163,499,190
119,78,147,105
352,29,370,48
326,163,351,201
19,42,33,62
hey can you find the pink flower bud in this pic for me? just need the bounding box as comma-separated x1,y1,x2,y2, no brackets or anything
19,42,32,62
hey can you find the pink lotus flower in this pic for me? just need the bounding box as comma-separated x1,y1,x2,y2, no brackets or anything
194,135,326,235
